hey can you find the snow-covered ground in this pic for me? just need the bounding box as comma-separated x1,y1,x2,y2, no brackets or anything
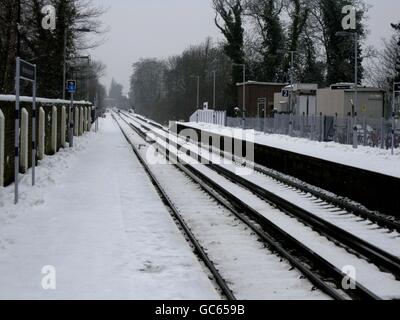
181,122,400,179
0,115,218,300
117,114,328,300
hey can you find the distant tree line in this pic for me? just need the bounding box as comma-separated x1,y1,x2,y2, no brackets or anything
108,78,129,108
129,39,233,123
0,0,107,107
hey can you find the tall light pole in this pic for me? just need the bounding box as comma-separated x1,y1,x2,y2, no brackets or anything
277,49,296,135
197,75,200,109
336,31,359,149
213,71,216,109
67,55,91,101
233,63,246,121
288,51,297,136
16,0,21,57
63,27,91,100
392,82,400,155
191,75,200,109
288,51,296,114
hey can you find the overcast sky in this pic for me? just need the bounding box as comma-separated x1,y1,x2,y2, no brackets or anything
90,0,400,94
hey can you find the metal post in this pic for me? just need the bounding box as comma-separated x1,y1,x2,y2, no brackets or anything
288,51,295,137
320,113,324,142
69,93,74,147
363,116,367,147
380,117,385,149
32,66,37,186
300,113,304,137
242,65,246,129
213,71,216,109
392,83,396,155
63,29,67,100
16,0,21,57
86,57,91,102
334,113,338,142
197,76,200,109
14,58,20,204
353,33,359,149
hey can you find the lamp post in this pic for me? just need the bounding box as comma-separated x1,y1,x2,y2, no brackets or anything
288,51,296,114
190,75,200,109
288,51,296,136
63,27,91,100
233,63,246,124
213,71,216,109
277,50,296,136
67,55,91,101
337,31,359,149
392,82,400,155
16,0,21,57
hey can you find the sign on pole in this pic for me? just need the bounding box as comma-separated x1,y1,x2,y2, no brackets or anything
282,90,289,98
15,58,37,204
67,80,77,147
67,80,77,93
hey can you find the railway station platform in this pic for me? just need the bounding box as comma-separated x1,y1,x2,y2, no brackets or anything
0,115,218,300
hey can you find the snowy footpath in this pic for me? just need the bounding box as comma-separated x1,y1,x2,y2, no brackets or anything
0,115,218,300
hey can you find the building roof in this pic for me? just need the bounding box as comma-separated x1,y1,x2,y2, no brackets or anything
283,83,318,91
236,81,288,87
319,86,385,93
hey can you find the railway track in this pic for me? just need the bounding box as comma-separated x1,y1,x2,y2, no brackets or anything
113,113,339,300
125,113,400,266
128,111,400,232
114,114,236,300
119,111,400,300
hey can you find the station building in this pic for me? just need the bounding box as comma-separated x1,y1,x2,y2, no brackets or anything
274,84,318,115
316,83,385,118
236,81,287,118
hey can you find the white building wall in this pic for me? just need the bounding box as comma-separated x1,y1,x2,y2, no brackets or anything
317,89,345,116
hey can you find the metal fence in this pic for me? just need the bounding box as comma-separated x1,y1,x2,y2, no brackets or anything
227,114,400,149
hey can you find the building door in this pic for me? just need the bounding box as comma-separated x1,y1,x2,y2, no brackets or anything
257,98,267,118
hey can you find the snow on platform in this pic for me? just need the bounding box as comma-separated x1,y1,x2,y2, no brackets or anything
0,115,218,300
181,122,400,179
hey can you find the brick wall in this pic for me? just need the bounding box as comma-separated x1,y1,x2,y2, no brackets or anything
0,99,92,187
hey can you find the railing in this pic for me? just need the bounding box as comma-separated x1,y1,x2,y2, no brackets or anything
190,109,226,126
227,114,400,150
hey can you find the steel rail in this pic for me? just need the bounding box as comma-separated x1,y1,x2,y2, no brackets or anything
114,114,236,301
119,112,380,300
126,113,400,282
